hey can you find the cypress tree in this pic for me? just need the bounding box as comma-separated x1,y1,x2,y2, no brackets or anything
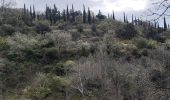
58,11,61,21
123,12,126,23
72,4,75,22
92,14,95,23
135,16,137,25
113,11,115,20
63,9,66,21
49,7,53,24
108,13,110,19
126,16,128,23
30,6,32,19
24,4,26,15
45,4,48,20
88,8,92,24
66,5,69,22
164,16,167,31
83,5,86,23
132,14,134,24
33,5,36,19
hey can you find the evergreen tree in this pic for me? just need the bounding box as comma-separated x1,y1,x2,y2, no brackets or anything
72,4,75,22
63,9,66,22
49,7,53,24
24,4,26,15
83,5,86,23
108,13,110,19
66,5,70,22
30,6,33,19
33,5,36,19
113,11,115,20
88,8,92,24
123,12,126,23
92,14,95,23
135,16,137,25
132,14,134,24
126,16,128,23
164,16,167,31
58,11,61,21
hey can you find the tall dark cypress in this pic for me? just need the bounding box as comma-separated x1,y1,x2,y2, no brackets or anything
113,11,115,20
126,16,128,23
66,5,69,22
63,9,66,22
72,4,75,22
33,5,36,19
108,13,110,19
92,14,95,23
132,14,134,24
24,4,26,15
49,7,53,24
164,16,167,31
58,11,61,21
135,16,137,25
123,12,126,23
30,6,32,19
83,5,86,23
88,8,92,24
45,4,48,20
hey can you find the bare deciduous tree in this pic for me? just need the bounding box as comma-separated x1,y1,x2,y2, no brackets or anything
148,0,170,20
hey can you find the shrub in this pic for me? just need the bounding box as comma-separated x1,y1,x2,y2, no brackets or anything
72,32,81,41
77,25,83,32
165,39,170,49
0,37,9,50
116,23,137,39
27,74,71,99
35,20,51,34
134,37,157,49
5,17,18,26
0,24,15,36
91,24,97,32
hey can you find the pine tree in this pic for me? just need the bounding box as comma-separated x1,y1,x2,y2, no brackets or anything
88,8,92,24
164,16,167,31
113,11,115,20
72,4,75,22
66,5,69,22
83,5,86,23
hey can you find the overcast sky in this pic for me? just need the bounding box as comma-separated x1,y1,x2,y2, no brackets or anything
14,0,167,26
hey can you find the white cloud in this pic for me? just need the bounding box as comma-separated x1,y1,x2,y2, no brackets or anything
101,0,149,12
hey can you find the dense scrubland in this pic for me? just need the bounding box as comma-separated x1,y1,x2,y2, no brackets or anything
0,3,170,100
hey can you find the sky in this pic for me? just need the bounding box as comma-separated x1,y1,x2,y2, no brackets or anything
14,0,167,25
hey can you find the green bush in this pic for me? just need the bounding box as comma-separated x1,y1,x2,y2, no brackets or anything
72,32,81,41
77,25,83,32
134,37,157,49
5,17,18,26
0,37,9,50
0,24,15,35
91,24,97,32
27,74,71,100
35,20,51,34
116,23,137,39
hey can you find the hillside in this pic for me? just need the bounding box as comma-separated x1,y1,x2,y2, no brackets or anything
0,4,170,100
